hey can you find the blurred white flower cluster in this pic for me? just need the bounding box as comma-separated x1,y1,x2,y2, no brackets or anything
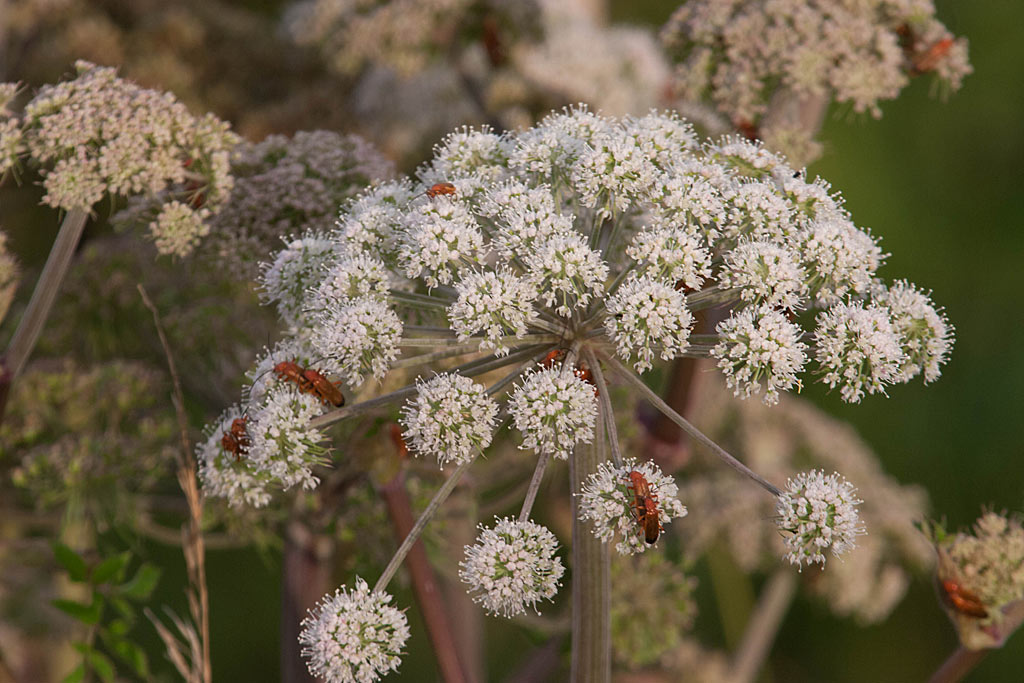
662,0,971,162
0,62,237,256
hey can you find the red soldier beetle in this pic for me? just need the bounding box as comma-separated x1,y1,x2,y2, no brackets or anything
940,579,988,619
426,182,457,199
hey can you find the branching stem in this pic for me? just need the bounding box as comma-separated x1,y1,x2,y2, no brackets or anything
602,353,781,496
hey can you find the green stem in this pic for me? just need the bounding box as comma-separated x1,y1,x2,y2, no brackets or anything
602,353,782,496
3,208,88,380
584,348,622,468
374,459,473,593
569,426,610,683
518,452,550,523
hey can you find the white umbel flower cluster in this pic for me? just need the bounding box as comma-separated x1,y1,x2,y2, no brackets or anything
299,578,410,683
225,107,952,525
260,232,341,328
578,458,688,555
310,296,403,386
459,517,565,617
508,367,598,460
814,301,904,403
713,305,808,405
776,470,865,569
876,280,954,384
448,268,539,354
400,373,499,468
605,275,694,373
626,220,712,290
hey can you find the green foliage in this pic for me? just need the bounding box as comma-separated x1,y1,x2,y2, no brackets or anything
51,544,161,681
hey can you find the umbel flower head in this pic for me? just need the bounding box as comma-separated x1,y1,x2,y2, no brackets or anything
299,578,410,683
578,458,688,555
459,517,565,618
776,470,864,569
661,0,971,162
226,109,950,546
2,61,237,256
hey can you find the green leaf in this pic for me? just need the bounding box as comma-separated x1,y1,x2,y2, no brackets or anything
118,564,161,601
108,618,130,636
107,636,150,678
110,596,136,623
91,552,131,585
85,649,115,683
61,663,85,683
53,597,103,625
53,543,88,582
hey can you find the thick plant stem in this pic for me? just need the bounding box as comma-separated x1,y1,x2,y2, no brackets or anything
604,354,782,497
380,470,469,683
375,459,473,593
0,208,88,422
3,208,88,379
569,432,610,683
927,646,989,683
281,518,334,683
729,568,797,683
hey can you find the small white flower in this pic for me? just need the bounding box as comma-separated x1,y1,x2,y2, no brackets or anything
508,366,597,460
310,296,402,385
626,111,698,170
876,280,954,384
578,458,688,555
627,220,712,290
245,384,329,492
572,128,659,217
398,198,485,288
421,125,512,186
712,305,808,405
800,216,885,306
299,578,410,683
523,231,609,317
261,232,341,328
604,274,694,372
400,373,499,468
725,181,796,243
510,105,612,184
196,405,272,508
706,136,790,180
335,180,417,264
488,186,576,261
719,240,807,311
814,301,905,403
312,252,391,311
776,470,865,569
459,517,565,617
448,269,539,355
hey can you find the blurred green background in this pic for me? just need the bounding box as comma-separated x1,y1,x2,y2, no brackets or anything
3,0,1023,681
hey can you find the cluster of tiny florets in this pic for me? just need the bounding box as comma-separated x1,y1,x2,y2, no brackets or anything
814,301,904,403
508,367,597,460
459,517,565,617
232,109,954,512
944,512,1024,614
448,269,539,354
4,61,236,255
776,470,864,569
578,458,688,555
605,275,694,373
876,280,953,384
661,0,971,158
400,373,499,468
299,578,410,683
206,130,392,275
713,305,808,405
